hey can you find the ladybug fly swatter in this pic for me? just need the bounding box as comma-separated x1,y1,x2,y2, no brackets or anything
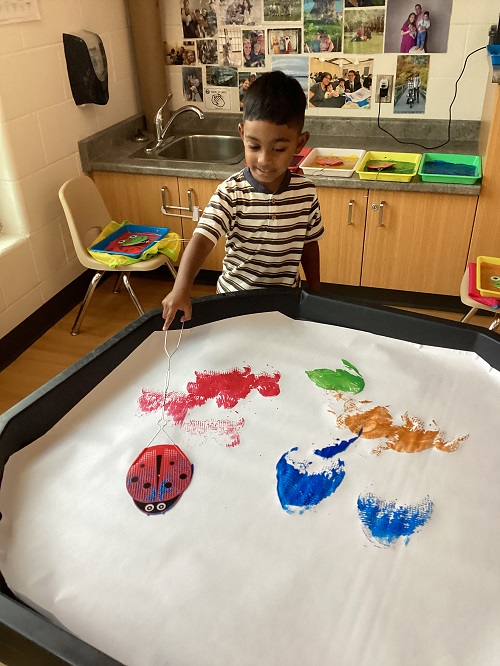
126,443,193,515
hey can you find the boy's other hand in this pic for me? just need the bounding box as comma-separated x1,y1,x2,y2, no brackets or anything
162,289,192,330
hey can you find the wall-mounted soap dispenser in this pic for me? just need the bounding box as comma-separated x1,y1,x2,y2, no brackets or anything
63,30,109,105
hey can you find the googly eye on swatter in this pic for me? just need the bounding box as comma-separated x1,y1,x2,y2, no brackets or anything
126,444,193,515
490,275,500,288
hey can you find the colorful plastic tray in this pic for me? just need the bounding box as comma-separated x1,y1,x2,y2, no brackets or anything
418,152,482,185
356,151,421,182
300,148,366,178
90,224,170,257
476,256,500,297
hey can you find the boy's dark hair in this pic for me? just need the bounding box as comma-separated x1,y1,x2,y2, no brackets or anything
242,71,306,129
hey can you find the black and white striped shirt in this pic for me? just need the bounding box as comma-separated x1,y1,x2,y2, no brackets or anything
194,166,324,292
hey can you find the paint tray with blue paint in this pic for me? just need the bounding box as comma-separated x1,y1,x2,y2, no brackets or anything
418,153,482,185
90,224,170,257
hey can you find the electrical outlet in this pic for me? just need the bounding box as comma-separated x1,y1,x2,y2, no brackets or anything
375,75,394,103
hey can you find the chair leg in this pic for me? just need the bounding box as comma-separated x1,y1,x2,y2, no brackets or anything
112,273,122,293
71,271,105,335
165,259,178,280
461,307,478,324
489,315,500,332
122,273,145,316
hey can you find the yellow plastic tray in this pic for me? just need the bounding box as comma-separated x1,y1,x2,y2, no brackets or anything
476,256,500,297
355,151,422,182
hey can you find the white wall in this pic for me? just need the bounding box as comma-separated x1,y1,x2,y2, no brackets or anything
163,1,498,121
0,0,140,339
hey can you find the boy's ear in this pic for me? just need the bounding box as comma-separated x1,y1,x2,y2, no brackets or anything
296,130,309,152
238,122,244,139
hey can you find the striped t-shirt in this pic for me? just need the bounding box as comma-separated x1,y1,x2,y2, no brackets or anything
193,166,324,292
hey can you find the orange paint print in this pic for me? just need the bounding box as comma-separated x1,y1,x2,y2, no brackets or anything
328,392,468,456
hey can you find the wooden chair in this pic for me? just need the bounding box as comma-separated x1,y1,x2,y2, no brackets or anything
59,175,177,335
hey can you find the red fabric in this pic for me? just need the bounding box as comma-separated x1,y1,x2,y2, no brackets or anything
468,262,500,308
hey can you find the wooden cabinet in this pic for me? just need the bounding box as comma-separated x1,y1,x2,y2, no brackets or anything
361,190,477,295
177,177,225,272
317,187,367,286
92,171,478,296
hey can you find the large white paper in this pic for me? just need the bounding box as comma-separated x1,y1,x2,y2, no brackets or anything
0,312,499,665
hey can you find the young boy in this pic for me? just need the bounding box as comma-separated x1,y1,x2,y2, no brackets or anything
161,70,324,330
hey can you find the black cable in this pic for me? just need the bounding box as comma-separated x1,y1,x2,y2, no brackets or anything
376,45,488,150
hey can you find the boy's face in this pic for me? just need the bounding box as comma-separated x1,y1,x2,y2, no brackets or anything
238,119,309,192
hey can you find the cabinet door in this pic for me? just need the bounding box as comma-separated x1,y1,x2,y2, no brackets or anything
178,177,225,272
362,190,477,295
317,187,367,286
91,172,182,235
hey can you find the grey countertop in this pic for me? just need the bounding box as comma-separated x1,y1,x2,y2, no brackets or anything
79,114,482,196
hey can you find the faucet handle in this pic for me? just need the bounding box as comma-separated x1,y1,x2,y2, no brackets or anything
154,93,173,136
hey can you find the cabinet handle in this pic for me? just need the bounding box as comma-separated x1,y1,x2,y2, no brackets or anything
187,188,200,222
377,200,386,227
347,199,354,225
161,186,199,220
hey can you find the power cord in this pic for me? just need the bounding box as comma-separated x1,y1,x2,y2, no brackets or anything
376,45,488,150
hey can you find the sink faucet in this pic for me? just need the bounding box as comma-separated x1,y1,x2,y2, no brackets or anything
145,96,205,154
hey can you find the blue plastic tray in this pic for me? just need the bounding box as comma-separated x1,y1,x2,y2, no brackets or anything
90,224,170,257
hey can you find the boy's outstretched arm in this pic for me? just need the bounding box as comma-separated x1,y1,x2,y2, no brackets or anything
162,233,215,330
300,240,321,292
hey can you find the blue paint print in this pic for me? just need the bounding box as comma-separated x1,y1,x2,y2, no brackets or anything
276,447,345,514
357,492,434,547
314,433,360,459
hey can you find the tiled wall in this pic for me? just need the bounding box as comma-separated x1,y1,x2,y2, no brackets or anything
0,0,140,339
162,1,499,121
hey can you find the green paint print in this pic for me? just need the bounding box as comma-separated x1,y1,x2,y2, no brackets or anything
363,160,415,175
305,359,365,394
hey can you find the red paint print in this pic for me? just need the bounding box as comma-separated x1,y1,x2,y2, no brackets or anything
137,389,164,414
182,418,245,447
186,366,280,408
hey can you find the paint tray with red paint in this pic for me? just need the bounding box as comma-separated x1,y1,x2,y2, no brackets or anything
300,148,366,177
91,224,170,257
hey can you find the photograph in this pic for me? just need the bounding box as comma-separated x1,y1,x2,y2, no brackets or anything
268,29,301,55
206,65,239,87
223,0,262,25
345,0,385,6
304,0,343,53
218,27,243,66
196,38,219,64
393,54,429,114
242,29,266,67
343,7,385,54
182,66,204,101
164,41,196,65
238,71,263,109
272,56,309,93
263,0,302,22
384,0,452,54
181,0,218,38
308,56,373,110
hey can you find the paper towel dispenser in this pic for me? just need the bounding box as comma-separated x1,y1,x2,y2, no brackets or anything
63,30,109,106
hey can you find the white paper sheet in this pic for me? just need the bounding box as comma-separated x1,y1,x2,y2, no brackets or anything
0,312,499,665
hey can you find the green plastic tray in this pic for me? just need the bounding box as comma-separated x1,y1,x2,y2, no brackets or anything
418,153,482,185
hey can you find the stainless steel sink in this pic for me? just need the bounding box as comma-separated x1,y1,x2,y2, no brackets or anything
132,134,245,164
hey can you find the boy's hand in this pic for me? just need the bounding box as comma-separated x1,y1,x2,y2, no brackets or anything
162,289,192,330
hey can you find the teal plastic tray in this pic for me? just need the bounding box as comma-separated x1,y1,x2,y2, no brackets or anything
418,153,481,185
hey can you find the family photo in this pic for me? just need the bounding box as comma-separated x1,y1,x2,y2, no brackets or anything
384,0,452,53
343,7,385,54
303,0,342,53
393,54,429,114
308,56,373,109
180,0,217,38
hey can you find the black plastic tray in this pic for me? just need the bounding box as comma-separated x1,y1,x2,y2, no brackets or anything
1,288,499,665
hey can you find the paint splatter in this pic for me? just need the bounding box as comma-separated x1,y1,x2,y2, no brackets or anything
357,492,434,547
137,367,280,428
276,444,353,514
328,393,468,455
181,418,245,447
305,359,365,394
314,434,360,458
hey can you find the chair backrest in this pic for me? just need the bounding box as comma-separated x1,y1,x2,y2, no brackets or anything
59,175,112,268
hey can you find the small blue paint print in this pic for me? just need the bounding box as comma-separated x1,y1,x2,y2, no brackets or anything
357,492,434,547
314,433,360,459
276,447,345,514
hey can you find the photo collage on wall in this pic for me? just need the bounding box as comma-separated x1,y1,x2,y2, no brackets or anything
165,0,453,114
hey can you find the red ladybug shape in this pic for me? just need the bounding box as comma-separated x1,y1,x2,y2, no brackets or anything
126,444,193,515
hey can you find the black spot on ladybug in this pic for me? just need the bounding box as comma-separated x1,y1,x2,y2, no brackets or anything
170,460,175,465
180,473,187,479
131,476,139,483
165,482,172,488
144,482,151,488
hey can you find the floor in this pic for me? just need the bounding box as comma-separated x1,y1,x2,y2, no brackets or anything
0,276,496,415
